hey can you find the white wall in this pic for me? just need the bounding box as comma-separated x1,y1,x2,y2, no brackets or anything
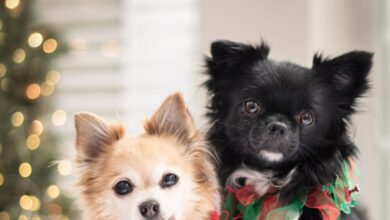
121,0,200,133
199,0,309,65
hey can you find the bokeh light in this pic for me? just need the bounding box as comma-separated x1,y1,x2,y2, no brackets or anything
48,203,62,219
0,212,10,220
0,173,4,186
26,134,40,150
31,216,41,220
43,39,57,53
52,110,67,126
1,78,9,91
19,195,32,210
5,0,20,9
101,40,121,58
11,112,24,127
30,196,41,211
19,162,32,178
30,120,43,135
17,215,28,220
13,49,25,63
58,160,72,176
41,82,55,96
47,185,60,198
28,32,43,48
46,70,60,85
0,63,6,78
26,83,41,100
69,38,89,53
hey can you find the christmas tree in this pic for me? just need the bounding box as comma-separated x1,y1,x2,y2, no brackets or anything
0,0,73,219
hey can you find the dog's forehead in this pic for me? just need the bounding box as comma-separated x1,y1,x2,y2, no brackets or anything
113,136,187,165
107,136,190,184
233,60,329,112
251,60,309,84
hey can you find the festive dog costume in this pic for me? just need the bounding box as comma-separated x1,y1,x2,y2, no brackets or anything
220,160,359,220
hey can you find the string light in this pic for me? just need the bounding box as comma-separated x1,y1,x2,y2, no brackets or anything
0,173,4,186
11,112,24,127
46,70,60,85
57,160,72,176
26,83,41,100
19,195,32,210
13,49,25,63
26,134,40,150
0,63,6,78
0,212,10,220
52,110,67,126
28,32,43,48
19,162,32,178
43,39,57,53
5,0,20,9
47,185,60,198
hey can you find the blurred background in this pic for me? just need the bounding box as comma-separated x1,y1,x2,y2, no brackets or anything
0,0,388,219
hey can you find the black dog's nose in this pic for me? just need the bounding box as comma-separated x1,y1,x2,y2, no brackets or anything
139,200,160,218
267,122,288,136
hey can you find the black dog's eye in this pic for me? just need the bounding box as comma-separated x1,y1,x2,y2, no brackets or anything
243,100,261,114
299,111,314,126
160,173,179,188
114,180,133,195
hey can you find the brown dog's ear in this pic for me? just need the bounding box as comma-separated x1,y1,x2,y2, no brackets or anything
144,93,196,142
75,112,125,159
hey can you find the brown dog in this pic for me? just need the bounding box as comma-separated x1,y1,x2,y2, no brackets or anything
74,93,220,220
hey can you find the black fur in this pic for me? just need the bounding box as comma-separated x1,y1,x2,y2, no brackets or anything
204,40,373,219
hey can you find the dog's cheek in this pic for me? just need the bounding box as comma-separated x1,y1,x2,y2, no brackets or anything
99,190,138,219
224,115,252,145
162,174,196,220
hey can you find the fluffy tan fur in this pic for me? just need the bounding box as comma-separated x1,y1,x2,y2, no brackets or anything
75,93,220,220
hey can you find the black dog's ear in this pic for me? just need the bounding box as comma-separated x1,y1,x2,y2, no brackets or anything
210,40,269,65
205,40,269,88
207,40,270,74
312,51,373,115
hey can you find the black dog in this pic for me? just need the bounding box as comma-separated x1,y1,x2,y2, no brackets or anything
204,40,372,219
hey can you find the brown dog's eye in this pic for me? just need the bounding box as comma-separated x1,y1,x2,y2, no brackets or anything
114,180,133,195
243,100,261,114
299,111,314,126
161,173,179,188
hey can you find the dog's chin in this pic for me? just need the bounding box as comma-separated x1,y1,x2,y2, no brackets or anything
259,150,284,162
251,145,298,163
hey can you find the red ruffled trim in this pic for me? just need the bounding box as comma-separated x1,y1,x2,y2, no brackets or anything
209,210,219,220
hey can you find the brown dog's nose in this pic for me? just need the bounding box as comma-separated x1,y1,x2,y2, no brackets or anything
139,200,160,218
